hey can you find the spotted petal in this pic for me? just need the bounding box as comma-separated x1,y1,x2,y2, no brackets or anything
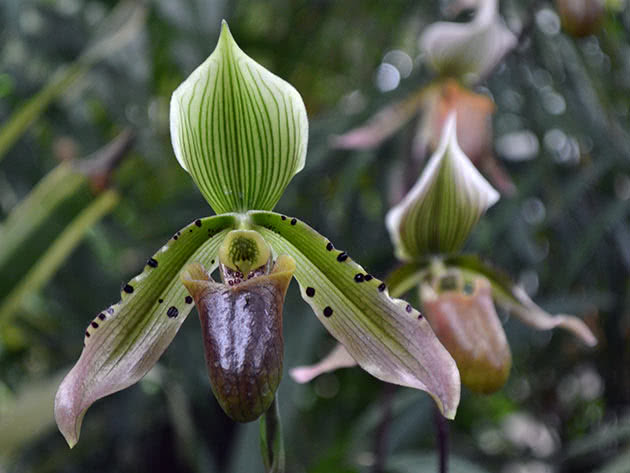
419,0,517,82
170,21,308,214
386,113,499,260
250,211,460,419
54,215,236,447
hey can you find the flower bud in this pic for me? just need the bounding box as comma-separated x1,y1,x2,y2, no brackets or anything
421,274,511,394
555,0,605,37
386,113,499,260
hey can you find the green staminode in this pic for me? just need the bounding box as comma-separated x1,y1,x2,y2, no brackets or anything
219,229,272,276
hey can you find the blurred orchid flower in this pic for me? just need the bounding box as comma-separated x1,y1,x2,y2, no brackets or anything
294,116,596,393
333,80,515,195
333,0,518,195
555,0,605,37
55,21,461,448
419,0,517,83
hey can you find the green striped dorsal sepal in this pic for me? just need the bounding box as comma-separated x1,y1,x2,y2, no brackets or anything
249,210,460,419
54,214,236,447
386,113,499,261
170,21,308,214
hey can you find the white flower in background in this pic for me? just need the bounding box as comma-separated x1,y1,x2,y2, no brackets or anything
386,113,500,261
419,0,517,83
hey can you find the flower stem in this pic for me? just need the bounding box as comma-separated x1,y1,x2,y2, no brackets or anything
433,404,449,473
371,383,397,473
259,396,285,473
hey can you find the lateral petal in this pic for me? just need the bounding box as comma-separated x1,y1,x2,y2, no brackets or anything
250,211,460,419
54,215,235,447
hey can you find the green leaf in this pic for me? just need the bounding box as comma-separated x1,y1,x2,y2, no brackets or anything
250,210,460,419
0,1,145,162
55,215,236,447
0,163,89,302
446,253,597,346
170,21,308,214
0,189,120,325
385,260,430,298
386,114,499,260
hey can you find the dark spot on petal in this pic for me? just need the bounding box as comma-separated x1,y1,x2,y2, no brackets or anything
85,331,91,338
98,313,106,320
147,258,158,268
337,252,348,262
167,306,179,318
418,314,424,320
189,229,193,233
306,287,315,297
365,274,373,281
323,306,333,317
158,298,164,304
195,219,202,227
173,234,178,240
185,295,193,304
211,259,215,264
290,218,297,225
378,283,386,292
91,322,99,329
281,215,286,220
326,242,334,251
123,284,134,294
406,304,412,313
354,273,364,283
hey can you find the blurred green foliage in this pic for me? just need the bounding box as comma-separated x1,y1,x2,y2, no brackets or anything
1,0,629,472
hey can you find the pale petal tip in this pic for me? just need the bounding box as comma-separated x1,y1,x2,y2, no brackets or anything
54,378,83,449
288,367,316,384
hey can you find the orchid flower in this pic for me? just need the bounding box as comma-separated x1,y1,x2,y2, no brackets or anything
54,22,461,449
419,0,517,83
293,114,596,394
332,0,520,197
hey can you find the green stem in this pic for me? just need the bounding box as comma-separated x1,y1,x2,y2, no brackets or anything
259,396,285,473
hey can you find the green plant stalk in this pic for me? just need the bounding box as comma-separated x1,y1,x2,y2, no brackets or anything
0,63,86,162
0,162,87,267
0,190,119,326
259,396,285,473
0,0,146,163
0,163,94,304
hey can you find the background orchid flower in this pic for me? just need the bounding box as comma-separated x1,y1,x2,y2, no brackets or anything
419,0,517,83
54,21,460,451
332,0,518,199
294,114,597,394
